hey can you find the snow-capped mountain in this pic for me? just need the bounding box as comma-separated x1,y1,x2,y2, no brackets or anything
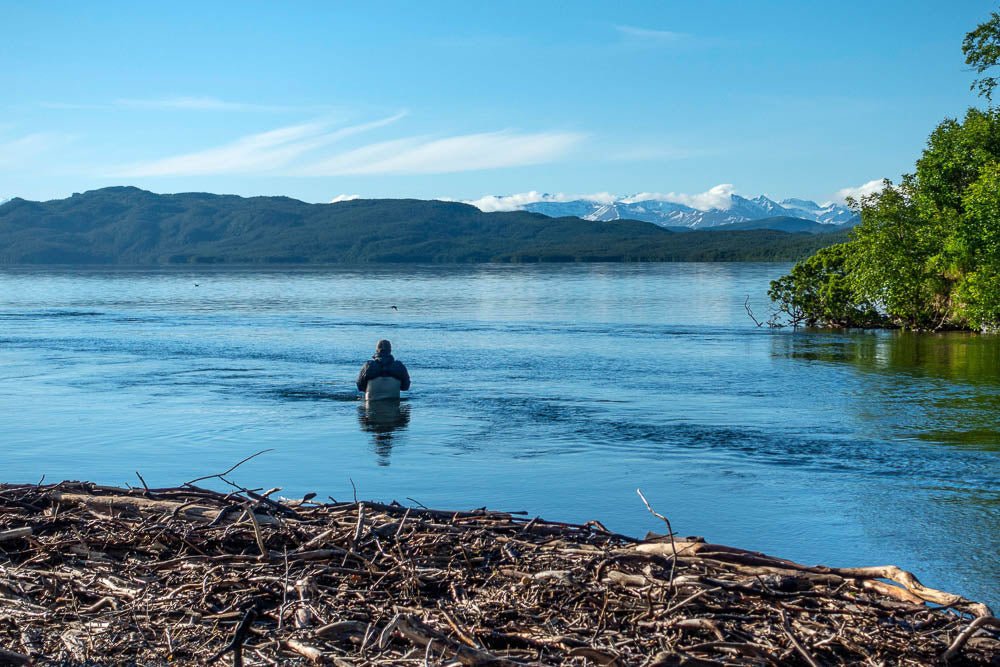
777,198,856,225
492,193,857,229
526,200,602,219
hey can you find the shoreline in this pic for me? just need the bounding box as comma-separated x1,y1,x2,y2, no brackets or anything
1,480,998,665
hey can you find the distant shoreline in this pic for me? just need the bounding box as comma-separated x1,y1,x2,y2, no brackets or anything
0,258,804,268
0,186,845,265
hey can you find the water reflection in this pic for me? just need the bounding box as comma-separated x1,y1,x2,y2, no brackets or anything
770,329,1000,603
771,330,1000,452
357,399,411,465
772,329,1000,384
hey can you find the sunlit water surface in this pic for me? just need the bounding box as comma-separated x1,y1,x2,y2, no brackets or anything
1,264,997,608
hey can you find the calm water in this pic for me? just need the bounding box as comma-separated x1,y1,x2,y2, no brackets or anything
1,263,997,608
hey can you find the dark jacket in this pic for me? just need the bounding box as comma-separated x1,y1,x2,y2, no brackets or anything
356,353,410,392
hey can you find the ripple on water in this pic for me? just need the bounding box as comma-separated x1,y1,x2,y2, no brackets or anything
0,264,997,609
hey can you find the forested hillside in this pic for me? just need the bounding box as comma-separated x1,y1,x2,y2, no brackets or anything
0,187,843,264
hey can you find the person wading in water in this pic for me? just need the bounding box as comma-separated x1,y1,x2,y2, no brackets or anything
356,339,411,401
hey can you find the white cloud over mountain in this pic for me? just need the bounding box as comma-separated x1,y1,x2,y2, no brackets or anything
466,190,618,212
462,185,861,229
329,194,361,203
835,179,886,204
620,184,736,210
467,184,735,213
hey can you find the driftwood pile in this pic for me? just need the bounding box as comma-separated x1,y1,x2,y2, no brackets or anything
0,478,998,666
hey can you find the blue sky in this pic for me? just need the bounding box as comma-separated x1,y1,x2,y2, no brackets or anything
2,1,994,206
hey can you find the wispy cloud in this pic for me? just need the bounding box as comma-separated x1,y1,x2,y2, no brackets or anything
109,113,580,178
41,97,301,112
615,25,692,43
298,130,584,176
835,178,885,204
111,112,407,177
115,96,293,112
40,102,103,110
0,131,74,168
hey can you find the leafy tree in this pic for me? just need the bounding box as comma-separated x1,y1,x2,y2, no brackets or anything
963,8,1000,101
953,162,1000,330
768,243,883,328
770,13,1000,332
845,179,951,328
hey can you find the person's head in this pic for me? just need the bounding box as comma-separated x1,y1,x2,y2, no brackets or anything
376,339,392,355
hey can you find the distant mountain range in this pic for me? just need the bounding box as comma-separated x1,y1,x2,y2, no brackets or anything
709,216,847,234
0,186,848,264
496,194,858,229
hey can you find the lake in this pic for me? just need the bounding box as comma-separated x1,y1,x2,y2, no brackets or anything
0,263,997,608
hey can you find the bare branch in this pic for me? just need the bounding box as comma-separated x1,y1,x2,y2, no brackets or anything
184,449,274,486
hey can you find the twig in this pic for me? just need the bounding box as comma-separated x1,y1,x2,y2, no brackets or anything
662,587,719,616
636,488,677,587
279,546,290,631
394,614,511,666
206,607,258,666
744,295,764,327
184,449,274,486
352,503,366,551
221,478,300,518
395,507,411,538
439,605,482,649
781,610,820,667
284,638,325,664
243,506,269,559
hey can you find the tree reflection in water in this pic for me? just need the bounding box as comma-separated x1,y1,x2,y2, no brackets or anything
770,329,1000,451
768,328,1000,607
357,399,411,465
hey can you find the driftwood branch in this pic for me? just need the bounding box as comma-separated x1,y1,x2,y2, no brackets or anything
636,488,678,587
0,480,994,665
206,607,258,666
0,526,32,542
942,615,1000,660
0,647,32,666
